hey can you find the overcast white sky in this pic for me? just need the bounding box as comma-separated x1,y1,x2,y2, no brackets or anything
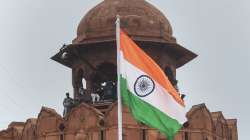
0,0,249,139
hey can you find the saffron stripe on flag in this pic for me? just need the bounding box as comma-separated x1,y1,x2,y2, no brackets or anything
120,30,184,107
120,53,186,124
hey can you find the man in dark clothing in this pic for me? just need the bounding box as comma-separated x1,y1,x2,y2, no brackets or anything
63,92,74,117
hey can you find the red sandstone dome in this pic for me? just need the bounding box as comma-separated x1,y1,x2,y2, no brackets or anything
73,0,177,44
52,0,197,69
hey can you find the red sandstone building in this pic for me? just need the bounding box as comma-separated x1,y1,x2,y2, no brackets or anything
0,0,238,140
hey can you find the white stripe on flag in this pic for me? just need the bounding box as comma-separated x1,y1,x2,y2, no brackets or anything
120,51,186,123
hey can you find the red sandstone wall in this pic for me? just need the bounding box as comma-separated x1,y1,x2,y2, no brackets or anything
0,103,238,140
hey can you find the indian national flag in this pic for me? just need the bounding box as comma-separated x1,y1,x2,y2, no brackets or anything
119,30,186,140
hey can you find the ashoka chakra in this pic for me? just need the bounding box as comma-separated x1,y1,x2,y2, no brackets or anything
134,75,155,97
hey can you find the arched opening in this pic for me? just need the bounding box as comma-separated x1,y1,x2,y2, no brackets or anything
92,62,117,85
72,68,84,89
73,68,88,100
91,62,117,101
77,69,85,88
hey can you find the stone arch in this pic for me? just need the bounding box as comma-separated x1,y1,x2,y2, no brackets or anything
72,68,84,87
186,104,215,132
90,62,117,101
20,118,37,140
72,67,87,99
64,103,104,140
36,107,63,140
91,62,117,87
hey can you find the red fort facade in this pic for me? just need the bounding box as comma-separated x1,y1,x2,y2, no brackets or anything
0,0,237,140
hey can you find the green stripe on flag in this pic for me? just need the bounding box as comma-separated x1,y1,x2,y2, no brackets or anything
120,76,182,140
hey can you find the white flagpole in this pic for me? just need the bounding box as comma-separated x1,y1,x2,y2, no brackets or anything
116,15,123,140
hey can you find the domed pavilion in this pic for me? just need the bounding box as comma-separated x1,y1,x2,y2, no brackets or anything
52,0,197,101
0,0,238,140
